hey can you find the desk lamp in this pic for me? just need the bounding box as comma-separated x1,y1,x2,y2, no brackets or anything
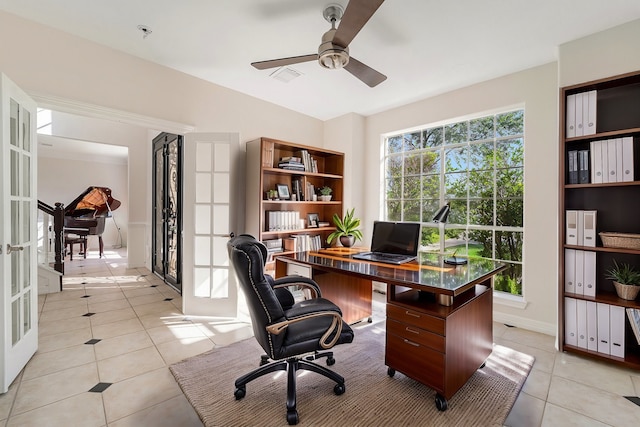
432,203,468,265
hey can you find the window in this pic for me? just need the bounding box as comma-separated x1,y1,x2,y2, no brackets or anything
384,109,524,296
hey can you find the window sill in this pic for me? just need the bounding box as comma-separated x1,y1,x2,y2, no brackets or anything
494,291,528,310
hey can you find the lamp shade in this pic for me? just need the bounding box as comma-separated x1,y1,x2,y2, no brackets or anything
432,203,450,223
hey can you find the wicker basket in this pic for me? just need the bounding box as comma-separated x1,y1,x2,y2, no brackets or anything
599,232,640,250
613,281,640,300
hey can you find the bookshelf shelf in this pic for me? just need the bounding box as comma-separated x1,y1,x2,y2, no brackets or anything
559,70,640,370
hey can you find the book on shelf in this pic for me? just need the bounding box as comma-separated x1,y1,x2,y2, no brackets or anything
566,90,597,138
568,150,578,184
578,149,590,184
266,211,302,232
626,308,640,345
589,137,634,183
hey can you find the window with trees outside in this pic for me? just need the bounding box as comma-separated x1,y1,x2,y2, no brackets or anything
384,109,524,296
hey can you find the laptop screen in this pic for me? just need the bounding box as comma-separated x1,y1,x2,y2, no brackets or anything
370,221,421,256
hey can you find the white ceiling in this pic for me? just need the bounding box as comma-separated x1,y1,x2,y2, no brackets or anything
2,0,640,121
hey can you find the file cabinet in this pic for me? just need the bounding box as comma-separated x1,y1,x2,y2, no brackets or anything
560,70,640,370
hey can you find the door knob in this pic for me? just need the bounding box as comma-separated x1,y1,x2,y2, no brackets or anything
7,244,24,254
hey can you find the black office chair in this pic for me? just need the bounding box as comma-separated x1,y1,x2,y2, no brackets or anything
227,234,354,425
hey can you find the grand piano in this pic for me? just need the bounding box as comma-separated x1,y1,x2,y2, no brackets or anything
64,186,121,258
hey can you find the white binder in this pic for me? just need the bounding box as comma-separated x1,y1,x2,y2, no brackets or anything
582,210,597,248
577,299,588,349
587,301,598,351
601,140,609,183
575,93,584,137
607,139,618,182
566,94,576,138
597,302,610,355
590,140,603,184
583,251,596,297
615,138,624,183
566,210,578,245
585,90,597,135
565,249,576,293
565,297,578,347
575,250,584,295
610,305,626,358
577,210,584,246
622,136,634,182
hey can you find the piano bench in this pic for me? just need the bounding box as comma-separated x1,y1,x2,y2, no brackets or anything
65,235,87,260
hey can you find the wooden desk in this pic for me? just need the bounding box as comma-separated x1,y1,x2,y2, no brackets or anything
276,249,506,411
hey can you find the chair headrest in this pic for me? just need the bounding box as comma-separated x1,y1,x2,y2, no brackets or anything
228,234,268,266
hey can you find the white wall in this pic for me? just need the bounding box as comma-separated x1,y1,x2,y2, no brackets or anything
0,10,325,269
363,63,560,334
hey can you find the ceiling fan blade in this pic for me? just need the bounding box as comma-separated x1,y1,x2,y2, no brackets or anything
344,57,387,88
251,54,318,70
333,0,385,48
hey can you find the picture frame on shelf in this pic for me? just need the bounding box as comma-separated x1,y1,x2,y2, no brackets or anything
276,183,290,200
307,213,319,228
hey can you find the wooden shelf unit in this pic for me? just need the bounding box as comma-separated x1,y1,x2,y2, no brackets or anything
559,71,640,370
245,137,345,270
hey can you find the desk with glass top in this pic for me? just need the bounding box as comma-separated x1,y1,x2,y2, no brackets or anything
275,248,507,411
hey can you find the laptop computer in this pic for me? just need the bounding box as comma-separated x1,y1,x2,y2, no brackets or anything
352,221,421,265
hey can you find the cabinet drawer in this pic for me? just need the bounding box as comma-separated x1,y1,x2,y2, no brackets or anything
387,304,445,335
386,318,445,352
385,331,445,392
286,262,311,278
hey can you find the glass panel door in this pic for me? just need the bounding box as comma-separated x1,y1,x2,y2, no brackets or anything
1,74,38,393
152,132,182,292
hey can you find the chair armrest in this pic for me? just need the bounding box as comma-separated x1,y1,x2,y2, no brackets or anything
272,275,322,298
266,311,343,349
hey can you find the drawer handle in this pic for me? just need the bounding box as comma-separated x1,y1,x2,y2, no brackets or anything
405,311,421,318
405,327,420,335
403,339,420,347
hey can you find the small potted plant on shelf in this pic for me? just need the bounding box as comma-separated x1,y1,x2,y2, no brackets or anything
318,186,332,201
605,260,640,300
326,208,363,248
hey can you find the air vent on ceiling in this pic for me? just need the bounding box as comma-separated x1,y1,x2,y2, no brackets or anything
270,67,303,83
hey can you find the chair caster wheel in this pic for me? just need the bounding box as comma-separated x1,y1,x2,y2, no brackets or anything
334,383,345,395
287,409,299,425
234,387,246,400
387,367,395,377
326,356,335,366
435,393,448,411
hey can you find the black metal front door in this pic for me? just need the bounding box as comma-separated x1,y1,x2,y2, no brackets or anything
152,132,182,292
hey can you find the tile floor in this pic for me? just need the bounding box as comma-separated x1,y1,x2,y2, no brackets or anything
0,248,639,426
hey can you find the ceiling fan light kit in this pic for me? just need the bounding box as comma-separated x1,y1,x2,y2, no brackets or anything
251,0,387,87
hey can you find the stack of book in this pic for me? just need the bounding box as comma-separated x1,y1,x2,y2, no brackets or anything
266,211,302,231
294,150,319,173
278,156,305,171
285,234,322,252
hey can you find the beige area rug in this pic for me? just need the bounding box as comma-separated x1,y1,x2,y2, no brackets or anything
170,322,534,427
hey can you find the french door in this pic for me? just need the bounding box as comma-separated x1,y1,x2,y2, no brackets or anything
152,132,182,292
0,74,38,393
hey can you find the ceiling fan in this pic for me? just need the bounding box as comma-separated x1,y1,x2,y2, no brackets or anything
251,0,387,88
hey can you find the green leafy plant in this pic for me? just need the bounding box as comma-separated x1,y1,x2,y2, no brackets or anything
326,208,363,245
605,260,640,286
319,186,332,196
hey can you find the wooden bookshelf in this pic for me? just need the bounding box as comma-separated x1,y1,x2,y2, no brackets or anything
245,137,344,272
559,70,640,369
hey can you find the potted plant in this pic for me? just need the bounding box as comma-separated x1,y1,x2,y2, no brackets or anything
326,208,363,248
318,186,332,201
605,260,640,300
